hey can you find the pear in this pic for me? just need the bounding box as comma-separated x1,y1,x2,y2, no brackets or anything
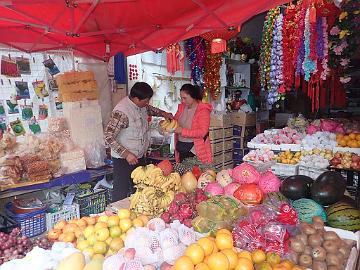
56,252,85,270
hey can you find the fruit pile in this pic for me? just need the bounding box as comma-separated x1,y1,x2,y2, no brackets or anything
173,229,305,270
250,127,303,145
243,148,276,163
130,164,181,216
330,152,360,170
160,189,208,227
336,133,360,148
0,228,48,264
47,209,148,259
275,151,301,165
289,216,357,270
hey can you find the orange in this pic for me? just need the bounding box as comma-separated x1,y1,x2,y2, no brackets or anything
195,263,211,270
235,257,254,270
356,134,360,141
339,139,347,147
348,140,358,148
222,249,238,270
238,250,252,261
349,133,356,140
278,260,294,270
217,229,232,236
198,237,215,256
265,252,281,266
207,252,230,270
272,265,288,270
173,256,194,270
343,135,350,141
255,262,272,270
290,267,305,270
185,243,205,265
215,233,234,250
251,250,266,264
336,134,344,140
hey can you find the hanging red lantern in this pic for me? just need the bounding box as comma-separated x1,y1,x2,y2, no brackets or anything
201,26,240,54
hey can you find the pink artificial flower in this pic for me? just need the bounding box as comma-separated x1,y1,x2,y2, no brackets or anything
340,40,348,49
330,26,340,35
333,45,343,55
340,77,351,84
340,58,350,66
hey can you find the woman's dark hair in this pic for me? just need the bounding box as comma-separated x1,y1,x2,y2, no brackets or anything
130,82,153,100
180,84,203,100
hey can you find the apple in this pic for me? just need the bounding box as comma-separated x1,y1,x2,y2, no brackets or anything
74,228,84,238
58,233,66,242
84,225,95,238
131,218,143,228
105,237,113,245
77,240,90,251
109,237,124,252
109,226,122,238
76,219,87,227
118,209,131,219
54,220,67,230
87,235,97,246
124,248,136,260
48,229,61,240
98,215,109,223
95,221,108,230
137,215,149,225
93,241,107,254
108,216,120,227
95,227,110,241
119,218,132,232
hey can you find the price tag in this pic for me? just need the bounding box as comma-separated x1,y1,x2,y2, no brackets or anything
63,192,75,206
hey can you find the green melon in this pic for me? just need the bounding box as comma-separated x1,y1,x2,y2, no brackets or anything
292,198,327,223
326,202,360,231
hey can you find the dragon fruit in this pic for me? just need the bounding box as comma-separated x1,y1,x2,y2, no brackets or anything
168,201,180,214
258,171,281,194
230,163,261,184
172,212,184,222
204,182,224,196
174,192,187,204
179,204,193,219
183,219,192,228
160,212,171,223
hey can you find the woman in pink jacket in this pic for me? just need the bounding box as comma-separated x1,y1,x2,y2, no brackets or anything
174,84,212,164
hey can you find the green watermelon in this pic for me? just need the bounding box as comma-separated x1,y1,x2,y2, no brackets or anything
292,198,327,223
326,202,360,231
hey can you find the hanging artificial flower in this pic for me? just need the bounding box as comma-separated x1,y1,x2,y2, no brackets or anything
320,17,329,80
302,8,317,81
185,37,206,85
259,8,280,91
328,0,359,84
295,7,306,76
268,13,284,105
282,4,298,90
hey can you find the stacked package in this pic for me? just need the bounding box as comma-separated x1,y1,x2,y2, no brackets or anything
60,148,86,174
56,71,99,102
0,156,22,186
20,154,51,182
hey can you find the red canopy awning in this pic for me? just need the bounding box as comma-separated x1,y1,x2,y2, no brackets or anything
0,0,288,60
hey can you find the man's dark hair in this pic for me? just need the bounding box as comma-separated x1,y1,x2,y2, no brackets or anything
129,82,153,100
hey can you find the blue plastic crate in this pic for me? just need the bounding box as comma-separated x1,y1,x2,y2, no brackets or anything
5,202,46,238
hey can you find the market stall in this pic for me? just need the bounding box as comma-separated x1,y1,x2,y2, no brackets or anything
0,0,360,270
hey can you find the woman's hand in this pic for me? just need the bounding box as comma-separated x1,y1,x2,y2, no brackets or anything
174,127,182,134
125,152,138,165
162,112,174,120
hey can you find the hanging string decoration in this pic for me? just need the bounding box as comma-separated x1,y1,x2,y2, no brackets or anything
185,37,206,85
328,0,360,84
282,4,298,90
259,8,280,91
302,8,317,81
204,41,222,100
295,7,306,76
268,13,284,105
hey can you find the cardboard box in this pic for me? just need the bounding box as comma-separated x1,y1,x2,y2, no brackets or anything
223,139,233,152
231,111,256,126
223,151,233,163
233,125,243,136
209,128,224,141
223,127,233,138
210,140,224,155
233,137,245,149
210,113,232,127
242,126,256,140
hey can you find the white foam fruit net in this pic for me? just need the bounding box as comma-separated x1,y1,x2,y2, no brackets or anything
159,228,179,249
162,244,186,265
146,218,166,232
125,260,145,270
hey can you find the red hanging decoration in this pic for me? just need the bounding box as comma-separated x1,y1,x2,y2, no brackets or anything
201,27,240,54
166,43,184,75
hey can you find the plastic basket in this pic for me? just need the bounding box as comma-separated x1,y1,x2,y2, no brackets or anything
271,163,299,177
46,204,80,230
298,165,327,179
0,213,18,233
74,189,108,217
5,202,46,238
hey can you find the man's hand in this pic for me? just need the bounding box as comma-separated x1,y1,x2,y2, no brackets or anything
162,112,174,120
126,152,138,165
